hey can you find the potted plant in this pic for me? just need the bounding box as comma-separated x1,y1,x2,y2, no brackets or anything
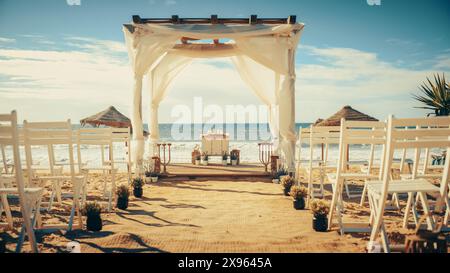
272,169,288,184
0,237,5,253
201,153,209,166
230,153,238,166
83,201,102,231
144,170,152,183
116,185,130,210
132,177,144,198
289,186,308,210
150,172,159,183
310,199,330,232
222,152,228,166
280,176,294,196
195,154,201,165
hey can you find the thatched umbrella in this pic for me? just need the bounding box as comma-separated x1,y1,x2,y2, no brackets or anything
80,106,149,136
316,105,378,127
80,106,131,128
314,105,378,162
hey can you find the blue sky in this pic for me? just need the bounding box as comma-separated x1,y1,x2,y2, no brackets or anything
0,0,449,123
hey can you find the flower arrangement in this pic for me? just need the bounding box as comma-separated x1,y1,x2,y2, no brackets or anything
310,199,330,217
289,186,308,200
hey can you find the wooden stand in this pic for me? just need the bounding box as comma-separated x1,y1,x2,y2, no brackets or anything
230,149,240,165
157,143,171,174
405,234,447,253
271,155,279,178
258,143,273,173
152,156,161,174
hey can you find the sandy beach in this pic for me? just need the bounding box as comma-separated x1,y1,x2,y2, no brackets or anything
3,164,440,253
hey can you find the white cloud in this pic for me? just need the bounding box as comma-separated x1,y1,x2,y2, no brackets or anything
1,36,449,123
165,0,177,5
296,45,450,121
0,37,16,43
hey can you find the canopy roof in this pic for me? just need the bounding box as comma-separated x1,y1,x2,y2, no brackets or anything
316,106,378,127
80,106,131,128
123,15,304,171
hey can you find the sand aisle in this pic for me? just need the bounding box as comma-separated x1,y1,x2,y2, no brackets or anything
26,178,366,253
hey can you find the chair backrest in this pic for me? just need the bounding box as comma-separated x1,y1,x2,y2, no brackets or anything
337,119,387,176
309,126,340,163
297,127,310,161
111,127,132,163
23,120,75,185
76,128,114,170
0,111,25,188
385,116,450,184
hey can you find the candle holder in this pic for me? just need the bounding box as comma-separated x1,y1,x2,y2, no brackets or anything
258,142,273,173
157,143,172,174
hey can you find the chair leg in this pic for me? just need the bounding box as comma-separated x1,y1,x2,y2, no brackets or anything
0,193,13,229
360,183,368,206
403,192,413,228
418,192,435,230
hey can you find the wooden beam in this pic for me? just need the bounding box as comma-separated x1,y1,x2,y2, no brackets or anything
288,15,297,24
211,14,218,24
132,15,142,24
172,15,180,24
132,16,296,25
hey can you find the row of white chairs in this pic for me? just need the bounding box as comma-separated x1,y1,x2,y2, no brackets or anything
0,111,133,252
296,116,450,252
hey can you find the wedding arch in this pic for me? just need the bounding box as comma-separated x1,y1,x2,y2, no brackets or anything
123,15,304,171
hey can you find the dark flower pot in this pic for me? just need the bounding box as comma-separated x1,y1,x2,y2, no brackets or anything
313,215,328,232
133,187,143,198
283,185,292,196
0,238,5,253
86,214,102,231
293,198,305,210
116,197,129,210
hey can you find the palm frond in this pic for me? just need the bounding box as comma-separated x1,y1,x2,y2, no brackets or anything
412,73,450,116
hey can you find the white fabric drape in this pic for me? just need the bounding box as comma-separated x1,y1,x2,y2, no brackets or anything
148,53,192,142
231,55,281,150
123,22,304,171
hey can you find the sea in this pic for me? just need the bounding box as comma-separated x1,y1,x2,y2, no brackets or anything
0,123,438,171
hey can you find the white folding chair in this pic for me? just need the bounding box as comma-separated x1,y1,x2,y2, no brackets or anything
305,126,340,201
294,127,310,182
328,119,387,235
108,127,132,184
368,116,450,253
0,111,43,253
77,128,117,211
23,120,85,231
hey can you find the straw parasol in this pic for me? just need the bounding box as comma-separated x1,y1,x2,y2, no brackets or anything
315,105,378,127
313,106,378,162
80,106,131,128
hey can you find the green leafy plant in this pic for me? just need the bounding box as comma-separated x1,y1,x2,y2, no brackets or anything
202,153,209,161
82,201,101,217
310,199,330,217
116,185,130,199
131,177,144,188
412,73,450,116
289,186,308,200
